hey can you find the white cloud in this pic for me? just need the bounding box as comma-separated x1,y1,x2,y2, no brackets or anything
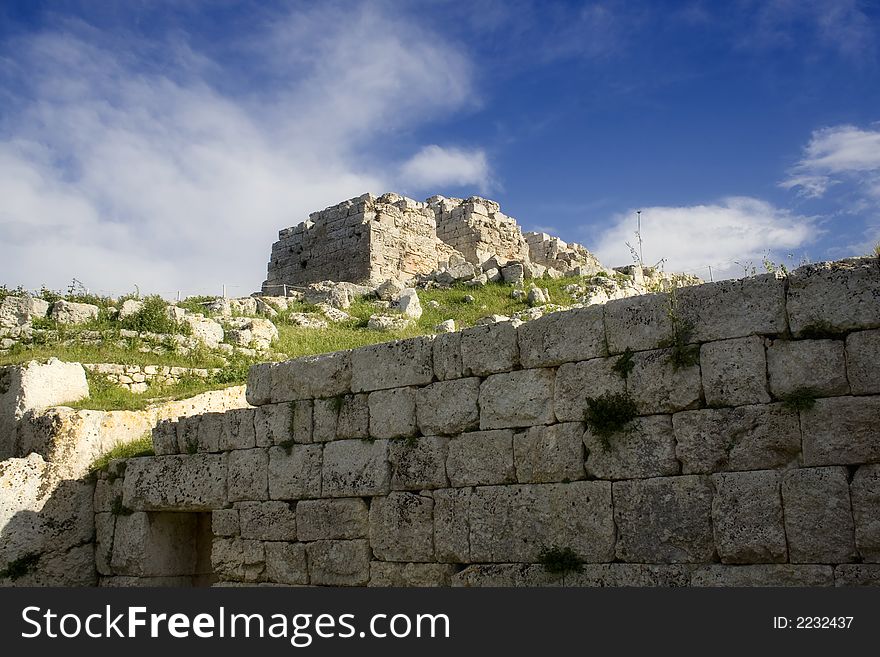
0,5,483,296
590,197,817,279
782,124,880,199
398,145,491,194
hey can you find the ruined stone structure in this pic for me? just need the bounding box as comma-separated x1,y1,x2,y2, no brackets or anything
0,256,863,587
262,193,604,293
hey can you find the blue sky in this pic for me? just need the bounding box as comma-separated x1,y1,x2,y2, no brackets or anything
1,0,879,295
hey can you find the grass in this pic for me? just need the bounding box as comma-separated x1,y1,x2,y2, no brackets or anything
538,546,583,575
88,432,155,475
584,392,638,450
67,373,238,412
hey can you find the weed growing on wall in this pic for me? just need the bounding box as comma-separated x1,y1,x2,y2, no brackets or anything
780,388,818,412
584,392,637,450
661,288,699,369
0,552,41,581
612,348,635,380
538,546,583,575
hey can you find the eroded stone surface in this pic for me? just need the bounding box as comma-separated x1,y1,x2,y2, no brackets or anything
479,369,555,429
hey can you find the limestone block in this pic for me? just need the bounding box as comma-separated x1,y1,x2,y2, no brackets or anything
370,492,435,562
0,295,49,328
264,541,308,585
787,257,880,335
398,288,422,319
782,466,856,563
254,402,295,447
846,329,880,394
296,498,369,541
479,368,555,429
520,308,605,370
553,358,624,422
336,393,369,440
245,363,275,406
604,293,672,354
673,404,801,473
268,444,322,500
270,351,352,402
220,408,256,450
50,299,99,325
514,422,585,483
174,415,200,454
94,476,122,513
212,537,265,582
184,315,224,347
306,540,371,586
469,482,615,563
322,439,389,497
584,415,679,480
501,263,524,284
834,564,880,586
691,565,833,587
389,435,449,490
369,562,456,587
212,509,239,537
351,336,435,392
564,564,692,587
460,322,519,376
369,387,417,439
238,501,297,541
151,419,178,455
700,336,770,406
801,396,880,465
94,512,114,576
111,512,200,576
627,349,702,413
447,429,515,487
613,476,715,563
433,487,472,563
227,448,268,502
677,274,787,341
289,400,313,444
195,412,223,452
123,454,226,511
766,339,849,398
851,464,880,562
453,564,562,587
416,378,480,436
711,471,786,564
432,331,463,381
312,398,339,442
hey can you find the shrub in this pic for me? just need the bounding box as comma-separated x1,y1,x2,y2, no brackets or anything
538,546,582,575
612,348,635,380
584,392,638,450
120,295,190,335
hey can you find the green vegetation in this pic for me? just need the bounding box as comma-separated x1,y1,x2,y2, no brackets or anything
66,373,235,412
583,392,638,450
612,348,635,380
538,546,583,575
120,295,191,335
661,289,699,369
780,388,819,412
88,433,154,476
799,321,845,340
0,552,41,581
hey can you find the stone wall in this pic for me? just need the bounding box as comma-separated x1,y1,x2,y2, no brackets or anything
0,384,249,587
262,192,606,291
82,363,221,394
96,257,880,587
262,194,459,291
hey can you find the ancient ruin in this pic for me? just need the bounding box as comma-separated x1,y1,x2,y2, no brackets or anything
2,256,879,587
262,193,606,293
